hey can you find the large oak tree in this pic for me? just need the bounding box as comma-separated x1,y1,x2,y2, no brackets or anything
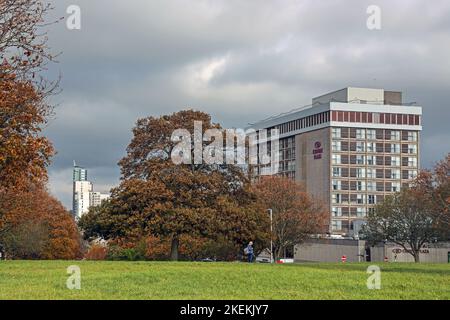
80,110,269,260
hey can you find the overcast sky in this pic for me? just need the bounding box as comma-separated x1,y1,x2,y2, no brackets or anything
43,0,450,209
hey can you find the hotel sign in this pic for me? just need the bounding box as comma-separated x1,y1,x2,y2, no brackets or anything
313,141,323,160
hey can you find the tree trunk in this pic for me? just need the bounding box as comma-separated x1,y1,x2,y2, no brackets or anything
413,251,420,263
170,236,179,261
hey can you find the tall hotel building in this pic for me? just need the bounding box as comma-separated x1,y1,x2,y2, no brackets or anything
249,87,422,236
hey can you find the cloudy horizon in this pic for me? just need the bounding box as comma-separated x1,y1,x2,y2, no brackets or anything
42,0,450,209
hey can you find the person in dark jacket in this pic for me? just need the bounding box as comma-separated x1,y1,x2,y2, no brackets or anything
246,241,254,263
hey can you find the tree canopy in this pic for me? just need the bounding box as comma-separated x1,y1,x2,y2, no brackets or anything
79,110,269,260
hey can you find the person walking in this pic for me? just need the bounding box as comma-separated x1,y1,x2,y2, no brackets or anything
246,241,254,263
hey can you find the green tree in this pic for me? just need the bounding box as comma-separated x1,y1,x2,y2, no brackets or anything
361,188,439,263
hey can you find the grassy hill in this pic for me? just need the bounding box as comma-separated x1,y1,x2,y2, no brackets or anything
0,261,448,299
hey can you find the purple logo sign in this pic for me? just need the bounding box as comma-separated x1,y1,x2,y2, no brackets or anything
313,141,323,160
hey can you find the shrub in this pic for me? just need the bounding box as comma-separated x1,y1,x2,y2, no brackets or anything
84,244,108,260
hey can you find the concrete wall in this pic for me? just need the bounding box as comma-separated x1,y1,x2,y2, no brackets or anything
294,239,366,262
312,87,385,105
295,239,450,263
385,244,450,263
384,91,402,105
347,87,384,104
295,128,330,223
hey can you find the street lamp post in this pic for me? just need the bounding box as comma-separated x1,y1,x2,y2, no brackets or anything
267,209,273,263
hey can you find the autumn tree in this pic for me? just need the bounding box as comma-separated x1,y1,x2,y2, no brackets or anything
1,0,58,192
252,176,327,260
0,71,54,191
0,0,58,82
413,154,450,238
79,110,268,260
0,188,81,259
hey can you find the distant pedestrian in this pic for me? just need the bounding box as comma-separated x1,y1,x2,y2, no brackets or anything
245,241,254,263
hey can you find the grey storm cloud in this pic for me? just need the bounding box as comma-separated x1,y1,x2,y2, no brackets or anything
42,0,450,208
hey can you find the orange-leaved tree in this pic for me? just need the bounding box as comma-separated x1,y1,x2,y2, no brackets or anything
0,188,81,259
79,110,269,260
252,176,328,260
0,71,54,191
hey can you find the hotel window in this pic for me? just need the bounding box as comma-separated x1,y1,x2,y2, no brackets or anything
391,156,401,167
408,144,417,154
376,143,384,153
408,131,417,141
372,113,379,124
357,207,366,217
392,182,401,192
408,157,417,167
331,220,342,231
367,142,375,153
377,182,384,192
332,128,341,139
356,194,366,204
356,129,366,140
332,194,341,204
332,154,341,165
367,129,376,140
367,155,375,165
391,131,401,141
367,181,376,191
408,170,418,179
391,169,400,179
332,141,341,152
391,144,401,154
368,195,376,205
332,207,343,217
356,168,366,178
332,167,342,177
367,169,376,179
357,181,366,191
332,180,342,191
356,142,365,152
385,182,392,192
356,155,365,165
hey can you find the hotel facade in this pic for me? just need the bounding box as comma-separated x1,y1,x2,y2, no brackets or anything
249,87,422,236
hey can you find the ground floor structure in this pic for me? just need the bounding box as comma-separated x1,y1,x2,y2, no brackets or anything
294,239,450,263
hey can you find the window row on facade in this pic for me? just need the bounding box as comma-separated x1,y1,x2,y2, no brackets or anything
332,154,417,167
331,219,366,232
331,111,421,126
332,206,371,218
332,180,403,192
332,128,418,141
331,141,417,154
332,193,385,205
331,167,418,179
274,111,330,134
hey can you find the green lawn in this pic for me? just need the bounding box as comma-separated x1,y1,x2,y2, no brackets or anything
0,261,449,300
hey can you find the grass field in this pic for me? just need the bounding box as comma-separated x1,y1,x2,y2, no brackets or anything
0,261,449,300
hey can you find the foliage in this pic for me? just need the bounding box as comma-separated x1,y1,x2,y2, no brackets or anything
0,0,58,83
362,154,450,262
252,176,328,260
0,188,81,259
84,244,108,261
0,72,54,191
79,110,269,260
361,189,438,262
413,153,450,238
